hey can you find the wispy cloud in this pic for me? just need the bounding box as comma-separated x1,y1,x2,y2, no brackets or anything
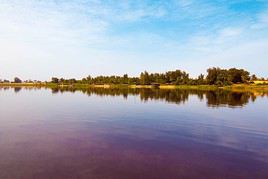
251,10,268,29
0,0,267,80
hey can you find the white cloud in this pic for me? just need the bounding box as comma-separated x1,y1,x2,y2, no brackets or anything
251,10,268,29
180,39,268,77
184,26,244,55
0,0,267,80
177,0,193,8
219,27,243,38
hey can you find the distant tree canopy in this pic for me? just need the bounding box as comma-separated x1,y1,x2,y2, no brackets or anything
51,77,59,83
49,67,256,86
14,77,22,83
0,79,10,83
251,74,258,81
140,70,190,85
206,68,250,85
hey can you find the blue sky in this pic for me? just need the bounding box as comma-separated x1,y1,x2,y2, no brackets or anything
0,0,268,80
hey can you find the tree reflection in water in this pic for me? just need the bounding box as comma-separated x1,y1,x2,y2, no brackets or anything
1,86,267,108
50,87,266,107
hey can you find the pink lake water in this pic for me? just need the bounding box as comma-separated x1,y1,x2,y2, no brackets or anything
0,87,268,179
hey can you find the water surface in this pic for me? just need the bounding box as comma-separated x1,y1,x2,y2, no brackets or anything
0,87,268,179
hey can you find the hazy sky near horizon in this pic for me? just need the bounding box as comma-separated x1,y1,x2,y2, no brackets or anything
0,0,268,80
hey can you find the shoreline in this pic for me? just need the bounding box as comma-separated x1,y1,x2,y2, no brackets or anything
1,83,268,92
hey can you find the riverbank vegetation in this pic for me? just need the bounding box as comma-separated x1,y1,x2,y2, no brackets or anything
1,68,268,90
49,67,267,86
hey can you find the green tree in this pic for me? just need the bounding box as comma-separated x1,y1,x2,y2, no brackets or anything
251,74,258,81
14,77,22,83
206,67,219,85
123,74,128,84
228,68,250,83
140,71,150,85
51,77,59,83
197,74,205,85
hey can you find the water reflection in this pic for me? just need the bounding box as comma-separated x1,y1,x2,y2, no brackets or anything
1,86,267,108
50,87,265,107
205,90,257,107
0,86,268,179
14,87,22,93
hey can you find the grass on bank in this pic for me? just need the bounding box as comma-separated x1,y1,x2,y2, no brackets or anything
1,83,268,92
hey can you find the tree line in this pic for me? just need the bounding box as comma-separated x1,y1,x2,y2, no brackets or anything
0,78,41,84
0,67,266,85
48,67,267,86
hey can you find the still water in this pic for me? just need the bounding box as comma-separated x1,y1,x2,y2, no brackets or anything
0,87,268,179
